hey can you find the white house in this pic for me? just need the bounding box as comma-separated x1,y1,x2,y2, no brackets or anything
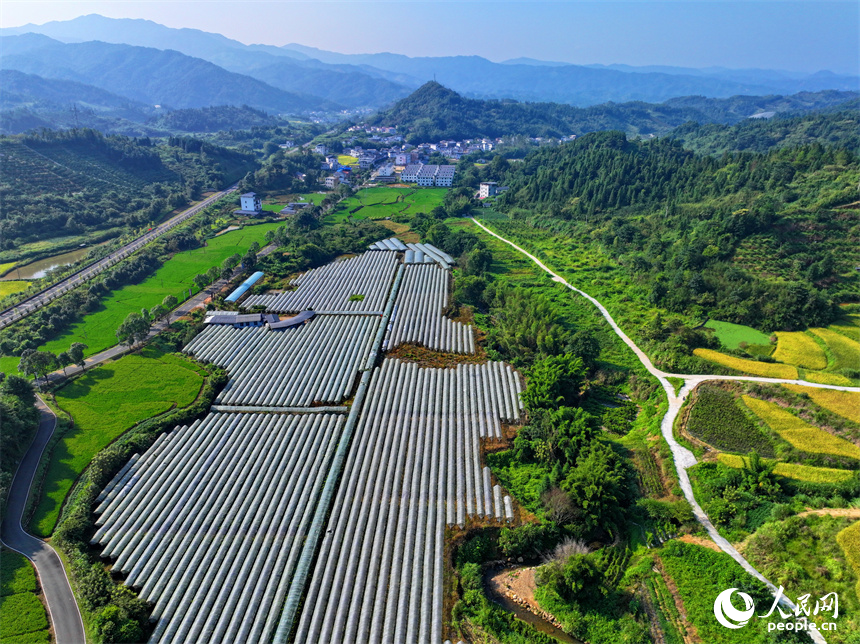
479,182,498,199
401,164,423,182
434,165,456,187
314,143,328,155
416,165,438,186
234,192,263,216
325,175,340,189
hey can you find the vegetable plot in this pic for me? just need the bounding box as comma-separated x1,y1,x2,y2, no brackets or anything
294,358,522,644
92,412,343,644
243,251,398,312
386,264,475,354
184,314,379,407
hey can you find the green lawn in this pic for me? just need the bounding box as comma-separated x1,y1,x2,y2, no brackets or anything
0,549,50,644
30,348,205,536
705,319,771,349
0,223,282,377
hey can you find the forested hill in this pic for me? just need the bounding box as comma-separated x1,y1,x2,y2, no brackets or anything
0,129,257,257
368,82,858,142
147,105,278,133
670,109,860,155
477,131,858,331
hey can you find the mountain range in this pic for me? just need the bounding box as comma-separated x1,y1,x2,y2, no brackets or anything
2,14,858,117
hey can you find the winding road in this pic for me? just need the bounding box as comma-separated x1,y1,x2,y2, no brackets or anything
1,396,86,644
472,217,859,644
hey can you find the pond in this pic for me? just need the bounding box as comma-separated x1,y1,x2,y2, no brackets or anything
0,246,94,281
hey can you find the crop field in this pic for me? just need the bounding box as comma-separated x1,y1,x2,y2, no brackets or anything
0,549,50,644
803,371,854,386
0,261,16,276
692,348,799,379
93,412,344,644
338,155,358,165
294,358,522,643
244,251,398,312
31,348,204,536
716,454,854,483
185,315,379,407
0,223,283,378
742,395,860,460
773,331,828,370
837,521,860,600
659,541,776,643
385,263,476,354
782,384,860,423
0,281,28,299
325,187,446,224
705,319,771,349
686,385,774,455
810,327,860,372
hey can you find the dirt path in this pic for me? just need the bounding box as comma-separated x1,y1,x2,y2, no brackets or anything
470,218,851,644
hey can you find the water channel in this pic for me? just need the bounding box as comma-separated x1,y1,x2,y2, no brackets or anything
0,246,94,281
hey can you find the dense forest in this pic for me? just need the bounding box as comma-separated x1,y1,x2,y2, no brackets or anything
367,81,858,142
0,128,257,255
671,109,860,155
465,131,858,333
147,105,279,133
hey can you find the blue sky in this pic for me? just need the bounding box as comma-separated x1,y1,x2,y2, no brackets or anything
3,1,858,74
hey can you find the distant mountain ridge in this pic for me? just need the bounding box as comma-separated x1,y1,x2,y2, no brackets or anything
367,81,860,142
3,14,857,110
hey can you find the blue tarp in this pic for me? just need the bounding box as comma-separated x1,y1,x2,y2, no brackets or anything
225,271,264,302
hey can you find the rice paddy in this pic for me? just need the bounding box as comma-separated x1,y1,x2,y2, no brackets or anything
781,384,860,423
742,395,860,460
705,319,771,349
810,327,860,372
803,371,854,386
693,348,798,379
837,521,860,599
773,331,828,370
716,454,855,484
0,281,29,299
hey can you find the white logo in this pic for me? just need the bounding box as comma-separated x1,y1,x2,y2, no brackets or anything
714,588,755,629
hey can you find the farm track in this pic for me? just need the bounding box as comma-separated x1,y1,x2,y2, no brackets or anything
0,187,237,331
471,217,860,644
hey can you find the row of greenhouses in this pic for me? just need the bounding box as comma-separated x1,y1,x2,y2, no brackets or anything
183,314,379,407
385,264,475,354
293,358,520,644
243,250,398,312
368,238,454,270
92,412,344,644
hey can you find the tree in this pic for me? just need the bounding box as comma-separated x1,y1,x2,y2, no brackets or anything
162,294,178,310
193,274,209,292
521,354,585,411
18,350,58,384
68,342,88,371
116,312,150,347
149,304,167,321
563,441,630,535
242,251,257,272
57,351,72,376
206,265,220,283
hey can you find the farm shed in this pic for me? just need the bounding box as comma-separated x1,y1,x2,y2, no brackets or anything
225,271,264,303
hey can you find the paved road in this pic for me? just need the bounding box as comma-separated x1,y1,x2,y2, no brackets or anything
1,396,86,644
472,218,857,643
1,187,237,331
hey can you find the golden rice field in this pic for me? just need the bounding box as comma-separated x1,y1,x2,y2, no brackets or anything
803,370,854,386
810,327,860,372
693,348,798,379
717,452,854,483
742,396,860,459
0,280,28,298
773,331,828,370
782,384,860,423
837,521,860,599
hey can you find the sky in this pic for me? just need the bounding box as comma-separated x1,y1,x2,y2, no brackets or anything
1,1,858,75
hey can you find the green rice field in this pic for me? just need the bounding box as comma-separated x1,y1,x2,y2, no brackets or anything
324,187,446,224
704,319,771,349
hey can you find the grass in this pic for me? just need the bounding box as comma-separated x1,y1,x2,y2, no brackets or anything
742,395,860,460
773,331,828,370
782,384,860,423
837,521,860,602
0,549,36,597
30,347,204,536
0,593,50,641
810,327,860,372
705,319,770,349
693,348,798,379
686,385,774,456
0,549,49,644
0,223,282,376
0,281,28,299
716,454,854,484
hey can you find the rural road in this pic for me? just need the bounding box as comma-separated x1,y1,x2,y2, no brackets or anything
472,217,858,643
1,396,86,644
0,187,237,331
